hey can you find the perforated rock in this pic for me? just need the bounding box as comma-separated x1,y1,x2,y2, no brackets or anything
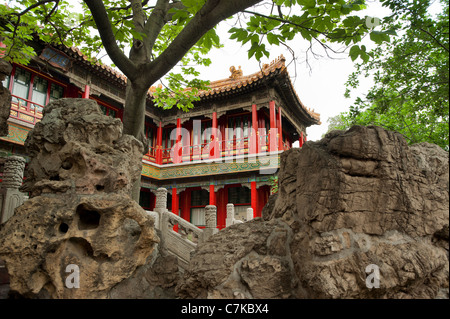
21,98,144,197
0,98,159,298
177,126,449,299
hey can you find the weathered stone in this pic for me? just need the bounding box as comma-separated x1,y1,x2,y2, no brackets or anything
176,126,449,299
176,218,298,299
109,254,180,299
0,98,164,299
287,126,449,299
0,193,159,298
21,98,144,198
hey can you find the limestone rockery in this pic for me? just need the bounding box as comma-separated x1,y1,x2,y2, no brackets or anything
0,99,160,298
0,97,448,299
176,126,449,299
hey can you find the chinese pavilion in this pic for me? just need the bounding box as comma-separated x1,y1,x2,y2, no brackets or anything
0,41,320,230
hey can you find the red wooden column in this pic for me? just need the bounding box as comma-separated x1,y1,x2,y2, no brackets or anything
156,121,163,164
269,100,277,152
180,190,190,222
211,111,218,159
251,181,258,218
251,104,258,154
277,107,283,151
209,184,216,206
172,188,179,216
82,84,90,99
216,188,226,229
299,131,304,148
174,118,182,163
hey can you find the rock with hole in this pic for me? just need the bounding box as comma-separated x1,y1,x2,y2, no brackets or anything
0,98,160,298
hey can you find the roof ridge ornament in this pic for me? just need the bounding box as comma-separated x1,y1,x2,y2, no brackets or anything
229,65,243,80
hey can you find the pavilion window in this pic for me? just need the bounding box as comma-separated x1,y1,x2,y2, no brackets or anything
192,119,211,146
202,120,212,144
145,124,156,148
97,102,118,118
9,66,66,110
162,127,175,150
167,192,172,210
228,186,251,221
145,123,157,157
108,108,116,118
12,67,31,103
31,76,48,112
190,189,209,226
98,104,107,115
192,122,200,147
228,186,251,205
227,113,251,152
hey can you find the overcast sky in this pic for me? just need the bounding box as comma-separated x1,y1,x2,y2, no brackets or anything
193,1,394,143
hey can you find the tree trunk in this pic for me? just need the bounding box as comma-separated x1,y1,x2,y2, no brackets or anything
123,80,150,203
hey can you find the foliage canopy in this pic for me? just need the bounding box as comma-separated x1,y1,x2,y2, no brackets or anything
335,0,449,150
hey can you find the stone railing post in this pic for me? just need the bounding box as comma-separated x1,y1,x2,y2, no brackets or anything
153,187,168,229
154,188,168,213
1,156,26,224
202,205,218,242
226,203,235,227
246,208,254,222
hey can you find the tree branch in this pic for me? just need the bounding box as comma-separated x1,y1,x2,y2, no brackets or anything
419,27,449,53
143,0,172,58
83,0,137,80
44,0,60,23
142,0,262,88
8,0,58,17
131,0,147,33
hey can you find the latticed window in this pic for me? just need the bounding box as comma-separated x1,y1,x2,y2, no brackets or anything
228,186,251,222
12,67,31,102
31,76,48,111
228,186,250,204
190,189,209,226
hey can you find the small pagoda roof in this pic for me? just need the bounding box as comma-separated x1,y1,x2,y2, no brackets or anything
198,55,320,125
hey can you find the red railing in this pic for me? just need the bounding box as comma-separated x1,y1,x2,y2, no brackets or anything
143,132,290,165
9,94,44,125
162,147,173,164
220,136,249,157
143,146,157,163
258,133,270,152
181,142,211,162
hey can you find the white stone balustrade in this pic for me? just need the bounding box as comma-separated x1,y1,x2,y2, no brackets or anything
0,156,27,224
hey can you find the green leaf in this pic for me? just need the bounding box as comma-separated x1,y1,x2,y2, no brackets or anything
369,31,390,44
349,45,361,61
298,0,316,9
267,33,280,45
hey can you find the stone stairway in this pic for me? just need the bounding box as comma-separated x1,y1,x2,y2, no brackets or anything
146,187,254,272
147,203,218,271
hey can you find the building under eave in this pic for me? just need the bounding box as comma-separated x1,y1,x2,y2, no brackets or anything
0,42,320,229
